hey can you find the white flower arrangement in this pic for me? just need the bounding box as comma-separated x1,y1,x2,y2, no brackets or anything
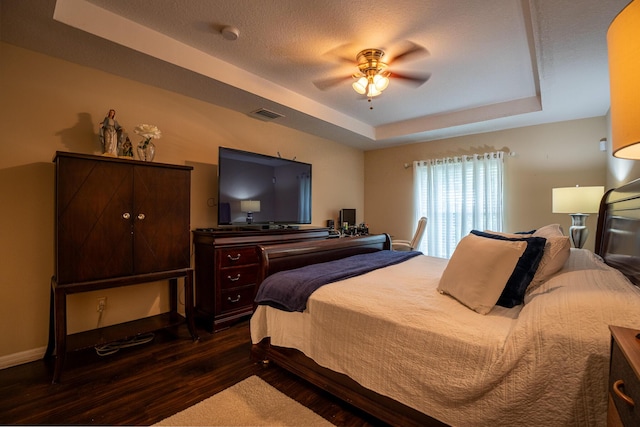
134,124,162,147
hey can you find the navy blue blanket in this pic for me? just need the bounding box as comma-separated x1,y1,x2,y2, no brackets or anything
255,250,421,312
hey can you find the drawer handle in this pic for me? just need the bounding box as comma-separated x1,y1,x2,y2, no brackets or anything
227,294,241,303
613,379,635,407
227,254,241,261
228,274,241,282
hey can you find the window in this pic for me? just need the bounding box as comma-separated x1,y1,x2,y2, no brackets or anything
414,152,504,258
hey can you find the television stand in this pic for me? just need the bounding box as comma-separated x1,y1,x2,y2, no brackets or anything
192,227,330,332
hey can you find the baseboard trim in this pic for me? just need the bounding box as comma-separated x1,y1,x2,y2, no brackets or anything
0,346,47,370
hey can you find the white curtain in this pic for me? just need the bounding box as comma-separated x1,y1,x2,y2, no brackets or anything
298,173,311,223
414,152,504,258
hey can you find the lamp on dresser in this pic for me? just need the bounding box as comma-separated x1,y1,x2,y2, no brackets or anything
552,185,605,248
241,200,261,224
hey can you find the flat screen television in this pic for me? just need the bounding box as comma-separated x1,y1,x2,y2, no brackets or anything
217,147,312,226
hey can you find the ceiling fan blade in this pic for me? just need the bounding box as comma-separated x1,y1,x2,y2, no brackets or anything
322,43,359,65
391,71,432,87
313,75,353,91
390,41,430,65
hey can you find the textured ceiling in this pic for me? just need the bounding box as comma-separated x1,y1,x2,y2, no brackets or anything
0,0,630,150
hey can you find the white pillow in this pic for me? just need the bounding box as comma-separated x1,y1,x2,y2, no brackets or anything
532,223,564,238
527,235,571,293
437,233,528,314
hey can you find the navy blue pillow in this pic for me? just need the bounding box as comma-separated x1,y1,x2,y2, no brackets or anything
470,230,546,308
514,229,536,235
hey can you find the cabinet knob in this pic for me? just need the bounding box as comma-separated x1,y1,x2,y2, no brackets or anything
122,212,131,219
227,254,241,261
227,294,241,303
137,213,146,220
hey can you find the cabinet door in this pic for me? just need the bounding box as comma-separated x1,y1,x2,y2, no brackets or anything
133,165,190,273
56,156,134,283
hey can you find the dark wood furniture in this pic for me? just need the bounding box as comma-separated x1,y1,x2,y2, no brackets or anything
596,178,640,287
609,326,640,427
193,227,331,332
251,178,640,427
46,152,197,383
600,179,640,426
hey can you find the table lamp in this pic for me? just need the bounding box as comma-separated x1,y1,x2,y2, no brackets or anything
552,186,604,248
240,200,261,224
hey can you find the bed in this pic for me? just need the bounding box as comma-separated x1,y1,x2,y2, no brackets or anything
250,178,640,427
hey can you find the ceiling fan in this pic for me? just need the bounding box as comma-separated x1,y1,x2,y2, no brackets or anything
313,42,432,109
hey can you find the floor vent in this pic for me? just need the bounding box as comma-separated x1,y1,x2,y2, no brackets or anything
249,108,285,121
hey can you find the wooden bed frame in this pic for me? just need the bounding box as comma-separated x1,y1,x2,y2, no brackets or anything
251,178,640,427
595,178,640,286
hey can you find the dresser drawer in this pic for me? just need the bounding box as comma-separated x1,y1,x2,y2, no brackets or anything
218,246,259,267
220,286,255,313
218,265,258,289
610,339,640,426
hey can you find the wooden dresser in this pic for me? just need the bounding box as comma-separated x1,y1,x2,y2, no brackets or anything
193,228,330,332
608,325,640,426
46,152,197,382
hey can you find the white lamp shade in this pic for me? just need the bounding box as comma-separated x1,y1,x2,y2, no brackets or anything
367,83,382,97
552,186,604,214
352,77,367,95
353,74,388,97
608,0,640,159
240,200,261,212
373,74,389,91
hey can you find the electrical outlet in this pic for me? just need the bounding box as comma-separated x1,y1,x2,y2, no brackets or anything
97,297,107,312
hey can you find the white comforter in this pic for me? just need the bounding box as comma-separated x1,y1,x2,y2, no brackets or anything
251,249,640,426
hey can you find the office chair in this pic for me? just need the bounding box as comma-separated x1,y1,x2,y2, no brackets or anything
392,217,427,251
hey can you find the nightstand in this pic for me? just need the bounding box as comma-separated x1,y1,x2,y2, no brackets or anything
608,326,640,427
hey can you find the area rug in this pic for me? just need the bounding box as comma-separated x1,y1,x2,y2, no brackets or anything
155,375,334,426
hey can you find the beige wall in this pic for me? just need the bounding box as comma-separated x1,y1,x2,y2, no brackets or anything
364,118,616,252
0,43,364,363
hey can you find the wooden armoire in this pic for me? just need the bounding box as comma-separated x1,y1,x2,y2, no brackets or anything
46,152,197,382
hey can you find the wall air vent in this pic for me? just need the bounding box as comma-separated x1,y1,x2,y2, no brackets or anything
249,108,285,121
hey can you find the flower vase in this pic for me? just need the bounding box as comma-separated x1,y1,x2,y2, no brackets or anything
137,141,156,162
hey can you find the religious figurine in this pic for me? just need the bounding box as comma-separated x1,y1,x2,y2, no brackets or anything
99,109,123,156
121,135,133,158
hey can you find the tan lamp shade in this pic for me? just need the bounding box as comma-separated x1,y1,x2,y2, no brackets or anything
552,186,605,214
608,0,640,159
240,200,261,213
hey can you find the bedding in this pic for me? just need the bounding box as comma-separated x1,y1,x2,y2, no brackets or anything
437,232,529,313
254,250,421,312
479,225,571,293
468,230,547,308
251,248,640,426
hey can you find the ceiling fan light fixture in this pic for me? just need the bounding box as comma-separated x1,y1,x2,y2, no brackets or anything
351,49,393,100
352,76,368,94
367,85,382,98
373,73,389,91
314,43,430,110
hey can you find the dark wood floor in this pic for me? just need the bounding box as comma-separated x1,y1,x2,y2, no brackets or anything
0,320,386,426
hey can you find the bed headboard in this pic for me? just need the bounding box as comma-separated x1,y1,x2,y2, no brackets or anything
257,233,392,284
595,177,640,286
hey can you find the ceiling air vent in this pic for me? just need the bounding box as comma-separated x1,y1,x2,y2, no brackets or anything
249,108,285,121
